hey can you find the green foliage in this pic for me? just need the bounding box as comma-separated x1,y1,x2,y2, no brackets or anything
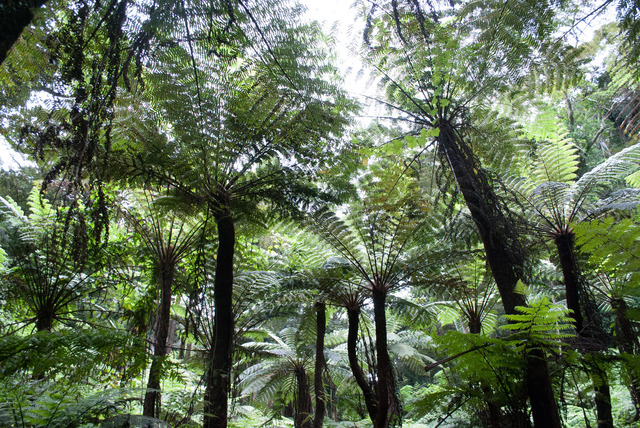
0,328,146,382
0,382,154,428
503,297,575,353
575,213,640,284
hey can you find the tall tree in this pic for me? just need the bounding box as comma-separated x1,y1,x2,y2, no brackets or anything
310,158,433,427
357,1,567,425
120,191,201,419
115,3,356,425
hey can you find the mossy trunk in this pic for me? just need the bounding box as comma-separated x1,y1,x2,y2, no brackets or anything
295,365,313,428
372,286,401,428
554,231,584,333
143,255,176,418
437,121,561,428
612,298,640,418
346,304,378,422
204,210,235,428
313,302,327,428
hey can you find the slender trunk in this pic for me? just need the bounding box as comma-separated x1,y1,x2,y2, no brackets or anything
346,304,378,422
525,347,563,428
585,355,614,428
469,314,502,428
554,232,584,333
185,342,192,362
372,286,400,428
612,298,640,418
313,302,327,428
592,369,614,428
204,210,235,428
295,364,313,428
555,233,614,425
143,255,175,418
438,122,561,428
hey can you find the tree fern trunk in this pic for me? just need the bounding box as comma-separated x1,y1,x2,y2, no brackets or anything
35,307,54,332
346,304,378,422
553,231,585,333
313,302,327,428
295,364,313,428
586,357,614,428
469,314,502,428
204,209,235,428
437,121,561,428
143,255,175,419
554,232,614,426
613,298,640,419
525,347,562,428
372,285,401,428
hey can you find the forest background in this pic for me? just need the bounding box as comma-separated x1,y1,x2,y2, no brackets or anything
1,0,640,427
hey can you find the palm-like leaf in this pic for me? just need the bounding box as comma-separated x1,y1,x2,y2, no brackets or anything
514,124,640,232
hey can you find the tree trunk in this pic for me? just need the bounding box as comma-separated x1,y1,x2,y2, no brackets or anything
437,121,562,428
346,304,378,422
0,0,49,65
35,306,54,332
612,298,640,418
372,285,401,428
204,210,235,428
143,254,175,418
593,373,614,428
525,347,563,428
469,313,502,428
554,232,614,426
554,232,585,333
313,302,327,428
295,364,313,428
584,356,614,428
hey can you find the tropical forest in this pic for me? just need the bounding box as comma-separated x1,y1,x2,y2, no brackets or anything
1,0,640,427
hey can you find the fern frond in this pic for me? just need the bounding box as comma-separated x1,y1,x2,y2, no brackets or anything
502,297,575,352
530,126,580,184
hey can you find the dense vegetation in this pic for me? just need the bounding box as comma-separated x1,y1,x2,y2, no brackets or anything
1,0,640,427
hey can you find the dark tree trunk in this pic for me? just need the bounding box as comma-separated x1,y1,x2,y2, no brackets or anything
554,232,584,333
143,255,176,419
346,304,378,421
469,314,502,428
295,365,313,428
204,210,235,428
0,0,49,65
35,306,54,332
313,302,327,428
525,347,563,428
437,121,561,428
372,286,401,428
612,298,640,418
592,368,614,428
438,122,526,315
555,232,614,426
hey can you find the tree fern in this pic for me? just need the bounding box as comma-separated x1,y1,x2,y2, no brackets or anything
502,297,576,353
